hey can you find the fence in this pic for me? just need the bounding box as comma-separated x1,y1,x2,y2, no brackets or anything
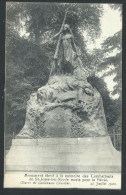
109,131,122,151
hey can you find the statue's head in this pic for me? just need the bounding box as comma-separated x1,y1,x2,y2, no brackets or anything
62,24,70,32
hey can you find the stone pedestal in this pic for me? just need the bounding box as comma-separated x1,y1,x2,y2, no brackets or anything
5,137,121,172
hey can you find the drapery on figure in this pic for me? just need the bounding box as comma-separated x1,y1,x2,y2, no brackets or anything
50,24,82,76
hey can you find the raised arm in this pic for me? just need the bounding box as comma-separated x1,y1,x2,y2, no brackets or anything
52,31,62,40
52,11,68,40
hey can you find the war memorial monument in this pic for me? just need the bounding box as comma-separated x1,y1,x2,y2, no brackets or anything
5,12,121,174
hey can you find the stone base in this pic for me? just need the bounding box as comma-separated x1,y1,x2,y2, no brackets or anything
5,137,121,172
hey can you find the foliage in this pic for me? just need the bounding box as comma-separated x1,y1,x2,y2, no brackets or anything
100,30,122,96
109,4,122,14
6,2,103,66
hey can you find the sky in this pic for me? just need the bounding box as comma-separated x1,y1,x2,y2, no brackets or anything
86,4,122,51
85,4,122,99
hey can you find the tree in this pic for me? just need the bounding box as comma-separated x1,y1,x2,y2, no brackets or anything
96,4,122,98
91,4,122,151
100,31,122,97
6,3,103,65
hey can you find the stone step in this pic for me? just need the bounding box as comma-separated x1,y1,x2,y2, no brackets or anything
7,146,118,159
9,145,114,152
6,156,119,166
5,137,121,172
11,137,113,145
10,137,117,155
5,165,121,172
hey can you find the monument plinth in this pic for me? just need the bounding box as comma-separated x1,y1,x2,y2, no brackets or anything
6,137,121,172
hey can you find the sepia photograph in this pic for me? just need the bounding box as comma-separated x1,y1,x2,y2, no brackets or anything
4,2,122,189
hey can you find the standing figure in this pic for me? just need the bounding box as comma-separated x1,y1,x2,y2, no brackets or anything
50,24,81,75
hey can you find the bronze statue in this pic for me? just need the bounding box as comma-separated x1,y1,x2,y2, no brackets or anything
50,12,83,76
